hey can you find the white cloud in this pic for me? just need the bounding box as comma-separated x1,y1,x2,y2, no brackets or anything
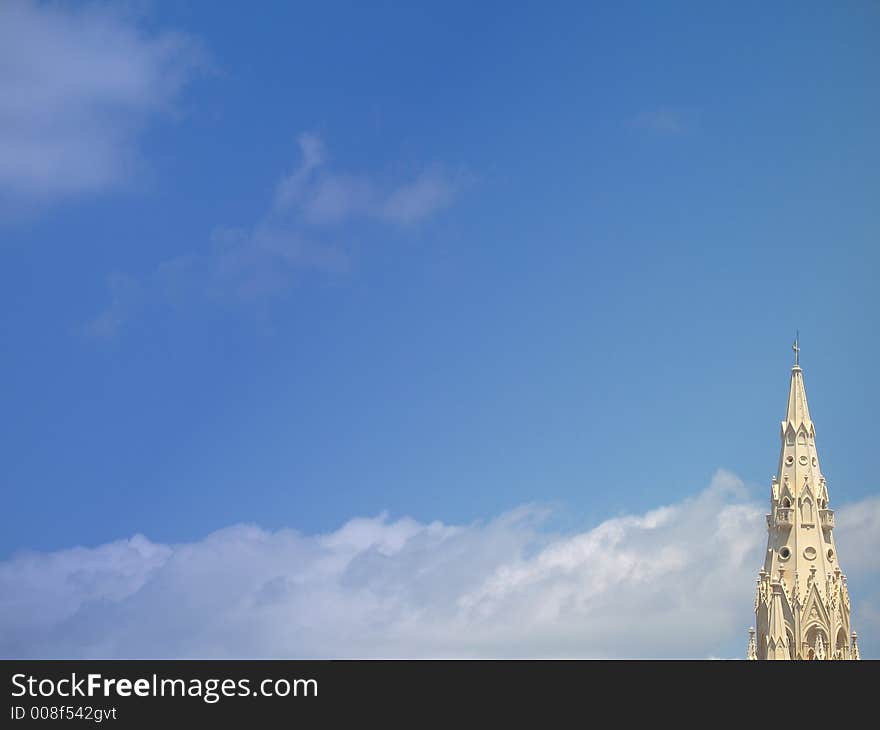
274,134,459,226
273,133,326,211
83,133,460,335
0,0,204,206
380,168,457,225
169,225,351,300
834,495,880,646
3,470,876,659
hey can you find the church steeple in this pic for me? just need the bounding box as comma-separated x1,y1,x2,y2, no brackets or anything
750,339,860,660
784,334,812,431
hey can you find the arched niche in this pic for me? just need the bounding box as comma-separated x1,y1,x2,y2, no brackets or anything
801,497,814,523
835,628,849,660
804,625,828,660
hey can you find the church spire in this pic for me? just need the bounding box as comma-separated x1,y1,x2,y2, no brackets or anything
749,340,861,659
784,333,812,431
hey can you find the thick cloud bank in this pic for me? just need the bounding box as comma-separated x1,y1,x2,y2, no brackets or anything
2,471,878,658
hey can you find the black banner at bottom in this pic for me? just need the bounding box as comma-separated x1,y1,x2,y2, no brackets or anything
2,659,873,726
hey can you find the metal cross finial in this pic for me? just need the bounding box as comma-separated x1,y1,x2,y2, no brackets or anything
792,331,800,366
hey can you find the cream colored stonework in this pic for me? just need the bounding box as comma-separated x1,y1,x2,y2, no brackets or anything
749,342,861,660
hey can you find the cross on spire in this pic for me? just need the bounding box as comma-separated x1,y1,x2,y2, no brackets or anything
792,331,800,367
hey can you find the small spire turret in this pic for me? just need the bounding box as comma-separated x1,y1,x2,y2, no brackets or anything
747,628,757,660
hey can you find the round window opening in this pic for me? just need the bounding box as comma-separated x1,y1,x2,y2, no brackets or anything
785,456,794,465
827,549,834,561
799,455,809,465
812,457,818,466
804,546,817,560
779,547,791,560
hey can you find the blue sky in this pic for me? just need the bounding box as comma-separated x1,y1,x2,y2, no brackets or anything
1,1,878,658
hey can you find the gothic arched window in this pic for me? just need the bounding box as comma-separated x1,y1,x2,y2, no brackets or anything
802,498,813,523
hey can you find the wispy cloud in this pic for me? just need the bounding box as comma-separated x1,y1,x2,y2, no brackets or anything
0,0,206,210
380,168,457,225
628,108,694,135
273,133,327,211
2,470,876,658
83,133,462,336
80,273,141,339
273,133,458,226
